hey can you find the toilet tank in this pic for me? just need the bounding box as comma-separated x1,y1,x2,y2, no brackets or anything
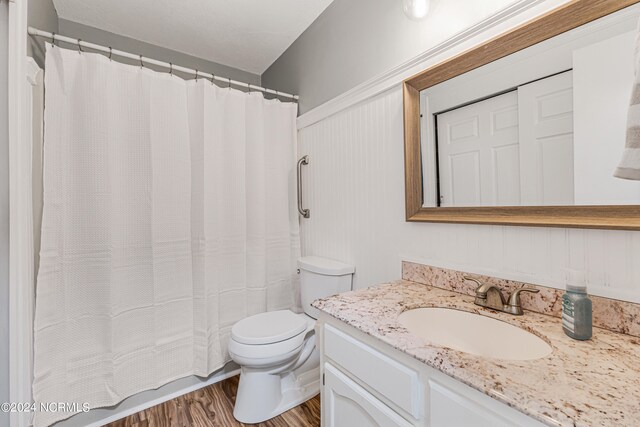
298,256,355,319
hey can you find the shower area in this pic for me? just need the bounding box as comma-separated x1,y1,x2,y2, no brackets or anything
7,4,304,425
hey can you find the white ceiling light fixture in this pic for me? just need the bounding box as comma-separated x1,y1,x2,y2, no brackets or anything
402,0,430,21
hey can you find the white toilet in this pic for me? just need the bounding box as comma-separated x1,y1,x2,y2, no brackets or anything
229,256,354,423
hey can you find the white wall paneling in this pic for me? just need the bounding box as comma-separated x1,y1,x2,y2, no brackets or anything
298,87,640,304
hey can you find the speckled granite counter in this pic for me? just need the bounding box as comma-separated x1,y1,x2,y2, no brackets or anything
312,280,640,427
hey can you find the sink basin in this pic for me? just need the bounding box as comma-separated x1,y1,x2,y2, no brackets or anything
398,308,552,361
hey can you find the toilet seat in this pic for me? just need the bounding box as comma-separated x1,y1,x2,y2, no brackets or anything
229,310,315,366
229,332,306,362
231,310,308,345
229,342,305,368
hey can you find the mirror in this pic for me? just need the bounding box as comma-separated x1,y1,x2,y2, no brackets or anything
403,0,640,229
421,4,639,208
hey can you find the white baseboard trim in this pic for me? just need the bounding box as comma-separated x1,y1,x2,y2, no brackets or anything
80,367,241,427
296,0,572,130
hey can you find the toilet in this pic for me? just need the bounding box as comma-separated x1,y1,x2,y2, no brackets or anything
229,256,354,423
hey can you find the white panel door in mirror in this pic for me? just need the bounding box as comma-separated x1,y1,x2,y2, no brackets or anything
437,91,519,207
518,71,574,206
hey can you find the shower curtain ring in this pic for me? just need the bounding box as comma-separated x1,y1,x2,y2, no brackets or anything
194,70,198,81
139,54,144,68
169,63,173,76
210,74,215,85
51,33,57,48
77,39,83,54
108,47,113,61
228,77,231,89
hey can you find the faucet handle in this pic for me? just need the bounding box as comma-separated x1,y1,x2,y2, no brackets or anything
463,275,483,289
464,276,487,296
507,287,539,306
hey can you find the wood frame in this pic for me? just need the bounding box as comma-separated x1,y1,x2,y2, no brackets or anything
403,0,640,230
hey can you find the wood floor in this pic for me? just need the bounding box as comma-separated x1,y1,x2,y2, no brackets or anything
105,376,321,427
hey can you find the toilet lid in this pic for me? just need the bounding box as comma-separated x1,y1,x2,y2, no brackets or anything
231,310,309,345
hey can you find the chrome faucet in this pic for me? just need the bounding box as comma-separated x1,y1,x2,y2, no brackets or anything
464,276,539,316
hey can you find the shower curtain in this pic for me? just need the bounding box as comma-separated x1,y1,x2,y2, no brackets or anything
33,44,300,427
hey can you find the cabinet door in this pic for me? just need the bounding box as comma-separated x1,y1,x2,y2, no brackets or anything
324,363,414,427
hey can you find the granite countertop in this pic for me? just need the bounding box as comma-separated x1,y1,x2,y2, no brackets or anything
312,280,640,427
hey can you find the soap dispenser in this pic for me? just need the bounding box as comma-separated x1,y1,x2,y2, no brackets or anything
562,270,592,340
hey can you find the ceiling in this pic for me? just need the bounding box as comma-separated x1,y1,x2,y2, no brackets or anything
53,0,334,75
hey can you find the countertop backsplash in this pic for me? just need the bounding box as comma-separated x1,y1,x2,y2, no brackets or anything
402,261,640,338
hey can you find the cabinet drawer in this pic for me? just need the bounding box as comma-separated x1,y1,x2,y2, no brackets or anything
325,363,413,427
324,324,421,419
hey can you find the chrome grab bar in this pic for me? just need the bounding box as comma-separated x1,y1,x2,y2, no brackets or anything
297,155,310,218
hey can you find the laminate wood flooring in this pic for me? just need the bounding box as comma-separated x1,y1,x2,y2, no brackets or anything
104,376,320,427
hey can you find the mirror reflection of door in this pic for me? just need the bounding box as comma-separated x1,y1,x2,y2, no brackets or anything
436,91,519,207
436,71,574,207
422,7,640,209
518,72,574,206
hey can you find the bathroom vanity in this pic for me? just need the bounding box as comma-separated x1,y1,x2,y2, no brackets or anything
318,321,544,427
313,281,640,427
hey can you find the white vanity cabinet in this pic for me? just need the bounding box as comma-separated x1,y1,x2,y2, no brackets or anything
324,364,414,427
319,318,547,427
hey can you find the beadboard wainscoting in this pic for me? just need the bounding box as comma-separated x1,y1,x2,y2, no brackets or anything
298,87,640,304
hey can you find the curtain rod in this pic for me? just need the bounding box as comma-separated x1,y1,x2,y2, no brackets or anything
27,26,299,101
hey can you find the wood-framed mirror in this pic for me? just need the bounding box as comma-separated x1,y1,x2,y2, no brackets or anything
403,0,640,230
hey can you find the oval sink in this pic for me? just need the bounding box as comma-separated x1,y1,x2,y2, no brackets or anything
398,308,552,361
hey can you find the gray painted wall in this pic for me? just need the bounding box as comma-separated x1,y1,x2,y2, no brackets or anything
0,2,10,426
28,0,59,67
57,19,261,85
261,0,514,114
27,0,259,86
262,0,416,113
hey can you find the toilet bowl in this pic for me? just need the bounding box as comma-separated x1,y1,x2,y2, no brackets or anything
229,256,354,424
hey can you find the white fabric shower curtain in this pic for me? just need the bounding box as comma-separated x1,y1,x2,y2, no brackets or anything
33,44,300,427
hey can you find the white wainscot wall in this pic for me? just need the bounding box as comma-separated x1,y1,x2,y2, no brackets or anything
298,87,640,304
